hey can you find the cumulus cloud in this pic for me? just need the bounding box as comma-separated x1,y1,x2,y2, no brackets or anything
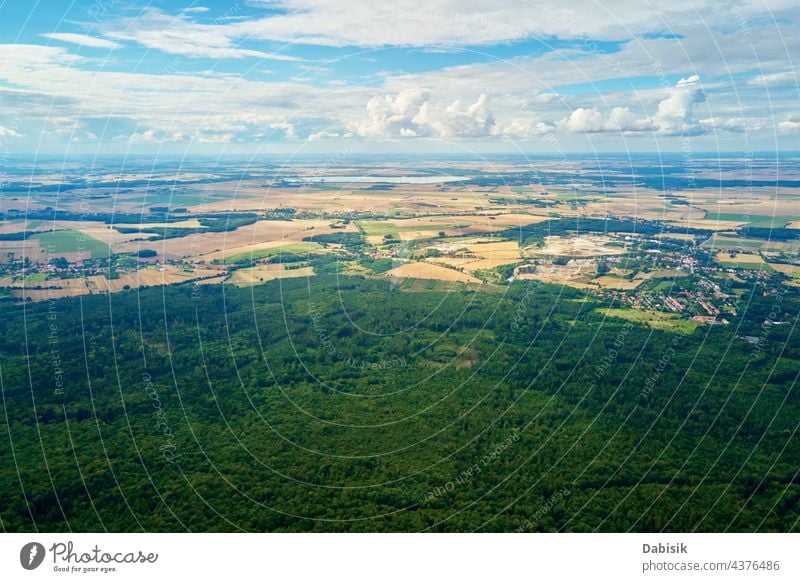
501,118,554,138
415,93,496,138
559,75,705,136
349,89,496,138
41,33,121,49
561,107,609,133
558,106,653,133
652,75,705,135
348,88,430,138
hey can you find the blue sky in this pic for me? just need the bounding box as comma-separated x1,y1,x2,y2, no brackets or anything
0,0,798,154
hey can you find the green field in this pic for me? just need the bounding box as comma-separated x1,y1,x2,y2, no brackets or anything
31,229,110,258
223,241,323,263
704,212,796,228
702,236,764,250
596,307,700,333
19,273,49,283
126,193,217,208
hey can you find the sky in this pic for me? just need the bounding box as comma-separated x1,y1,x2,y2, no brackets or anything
0,0,798,155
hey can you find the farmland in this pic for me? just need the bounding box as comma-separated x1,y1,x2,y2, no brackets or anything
31,229,110,258
0,156,798,315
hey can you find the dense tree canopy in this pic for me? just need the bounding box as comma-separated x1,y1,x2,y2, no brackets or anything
0,275,798,532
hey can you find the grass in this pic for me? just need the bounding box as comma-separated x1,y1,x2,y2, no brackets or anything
596,308,699,334
126,194,215,208
704,212,795,228
17,273,49,283
714,252,774,271
223,242,322,264
357,221,400,237
651,279,686,293
702,236,764,250
31,229,110,258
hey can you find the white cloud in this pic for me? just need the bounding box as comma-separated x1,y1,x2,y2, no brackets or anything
113,129,186,144
748,70,798,87
41,33,121,49
779,114,800,133
501,119,554,138
652,75,705,135
348,89,497,138
560,107,608,133
348,88,430,137
416,93,496,138
72,131,98,143
0,126,23,138
102,9,302,60
307,130,354,141
700,117,768,132
559,106,654,133
233,0,799,47
558,76,705,136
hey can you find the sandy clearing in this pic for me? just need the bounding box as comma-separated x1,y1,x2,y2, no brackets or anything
528,235,627,257
465,241,521,260
384,262,480,283
228,265,315,286
514,260,598,289
594,276,643,290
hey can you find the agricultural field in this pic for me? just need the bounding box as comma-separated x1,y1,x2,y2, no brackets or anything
2,157,800,307
714,252,774,270
770,263,800,278
666,219,750,231
702,236,765,250
31,229,110,259
384,261,481,283
703,212,798,228
228,264,315,286
218,242,325,264
9,264,223,301
357,213,548,244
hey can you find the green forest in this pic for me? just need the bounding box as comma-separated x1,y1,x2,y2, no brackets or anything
1,274,798,532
